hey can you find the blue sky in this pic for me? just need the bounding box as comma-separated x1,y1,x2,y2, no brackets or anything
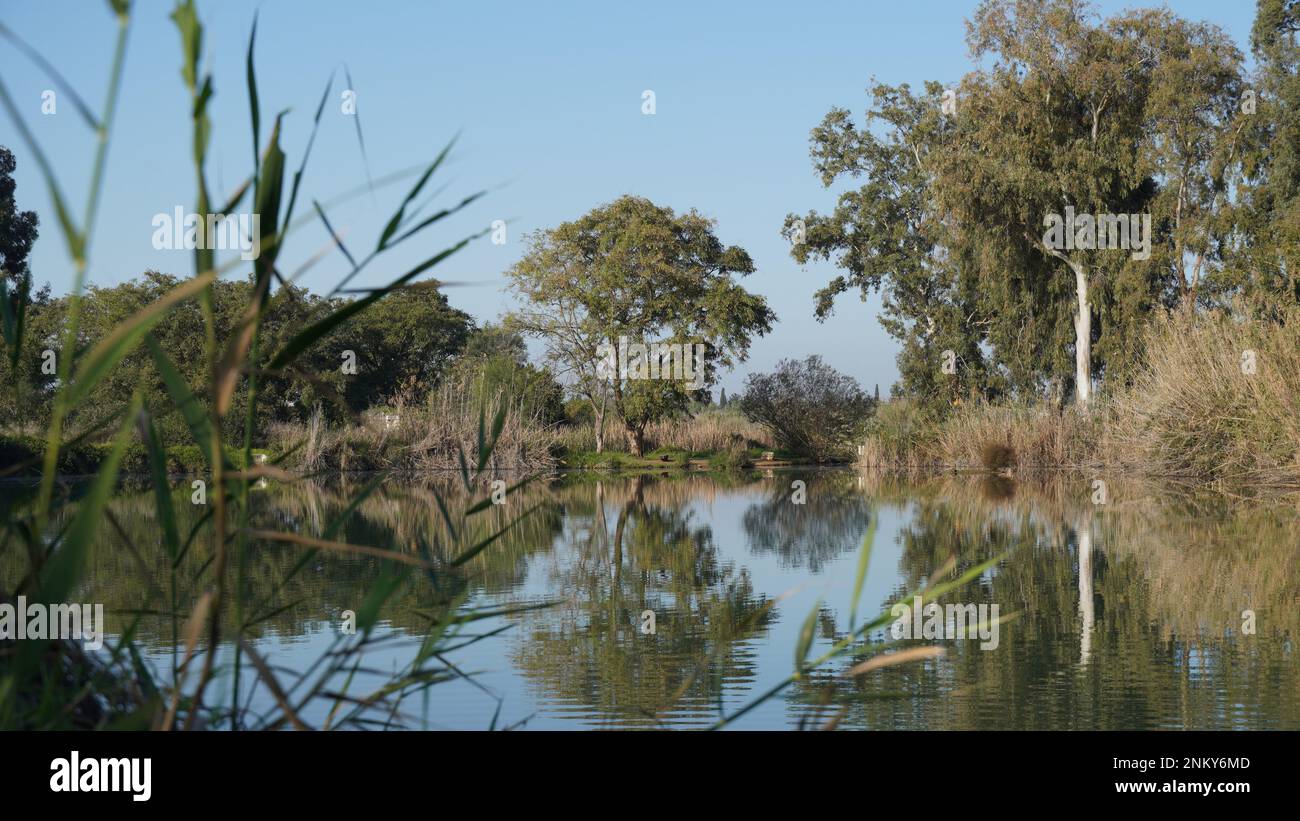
0,0,1258,395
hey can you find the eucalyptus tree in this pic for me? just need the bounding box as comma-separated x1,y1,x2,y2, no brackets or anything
508,195,774,455
781,82,993,409
942,0,1159,406
1220,0,1300,316
787,0,1248,406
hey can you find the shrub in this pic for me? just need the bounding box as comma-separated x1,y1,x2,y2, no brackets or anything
739,355,873,461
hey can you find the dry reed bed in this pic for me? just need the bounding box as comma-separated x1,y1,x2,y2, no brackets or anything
859,309,1300,493
272,378,559,474
551,410,770,455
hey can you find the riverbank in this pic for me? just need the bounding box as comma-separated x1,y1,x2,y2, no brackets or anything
557,445,814,470
860,309,1300,495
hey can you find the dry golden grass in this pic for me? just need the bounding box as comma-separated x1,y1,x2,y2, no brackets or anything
555,409,770,455
271,374,559,473
858,308,1300,494
1108,307,1300,488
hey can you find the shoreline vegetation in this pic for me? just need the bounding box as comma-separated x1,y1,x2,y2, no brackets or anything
860,307,1300,496
5,305,1298,490
7,306,1296,491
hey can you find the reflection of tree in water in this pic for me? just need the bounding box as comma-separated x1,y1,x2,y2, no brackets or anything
787,477,1300,730
0,476,566,648
742,472,872,572
512,475,774,727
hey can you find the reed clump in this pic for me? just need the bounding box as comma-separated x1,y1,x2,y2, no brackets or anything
1108,307,1300,488
271,374,558,474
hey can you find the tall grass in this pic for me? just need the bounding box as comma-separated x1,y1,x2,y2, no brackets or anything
1109,306,1300,488
271,373,558,474
554,409,770,455
859,307,1300,494
0,0,543,730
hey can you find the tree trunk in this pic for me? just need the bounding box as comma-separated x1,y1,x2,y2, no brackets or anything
1031,232,1093,408
589,384,609,453
1071,259,1091,406
624,423,645,457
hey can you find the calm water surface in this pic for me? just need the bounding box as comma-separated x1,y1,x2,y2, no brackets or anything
7,469,1298,729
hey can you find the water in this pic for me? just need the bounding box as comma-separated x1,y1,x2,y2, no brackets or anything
5,469,1298,729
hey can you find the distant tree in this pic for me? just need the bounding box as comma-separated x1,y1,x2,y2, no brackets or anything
718,387,728,408
508,195,774,455
739,356,872,461
0,147,38,288
9,272,473,441
0,146,43,420
448,323,564,426
330,282,473,409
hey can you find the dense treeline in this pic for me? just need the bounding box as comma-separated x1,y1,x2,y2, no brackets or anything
0,269,565,445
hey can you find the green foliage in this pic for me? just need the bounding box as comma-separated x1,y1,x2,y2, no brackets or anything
508,194,775,454
739,355,874,461
447,323,564,426
788,0,1296,409
1212,0,1300,318
1,271,474,442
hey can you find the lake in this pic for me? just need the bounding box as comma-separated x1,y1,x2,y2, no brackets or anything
5,469,1297,729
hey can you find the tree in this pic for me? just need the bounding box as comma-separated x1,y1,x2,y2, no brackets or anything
0,146,44,421
787,0,1248,408
326,282,472,411
783,82,995,411
1216,0,1300,316
508,195,774,455
0,147,38,290
6,272,474,442
447,323,564,426
738,356,873,461
718,387,728,408
945,1,1246,400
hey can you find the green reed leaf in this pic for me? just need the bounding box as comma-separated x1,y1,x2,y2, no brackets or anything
40,394,142,607
795,598,822,675
268,231,482,370
64,270,215,408
146,334,221,470
376,135,458,251
138,410,181,561
246,11,260,176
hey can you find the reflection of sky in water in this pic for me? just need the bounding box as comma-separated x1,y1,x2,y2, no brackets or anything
93,471,1300,730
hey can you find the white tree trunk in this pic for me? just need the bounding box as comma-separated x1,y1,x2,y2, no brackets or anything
1030,233,1093,408
1072,260,1091,405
